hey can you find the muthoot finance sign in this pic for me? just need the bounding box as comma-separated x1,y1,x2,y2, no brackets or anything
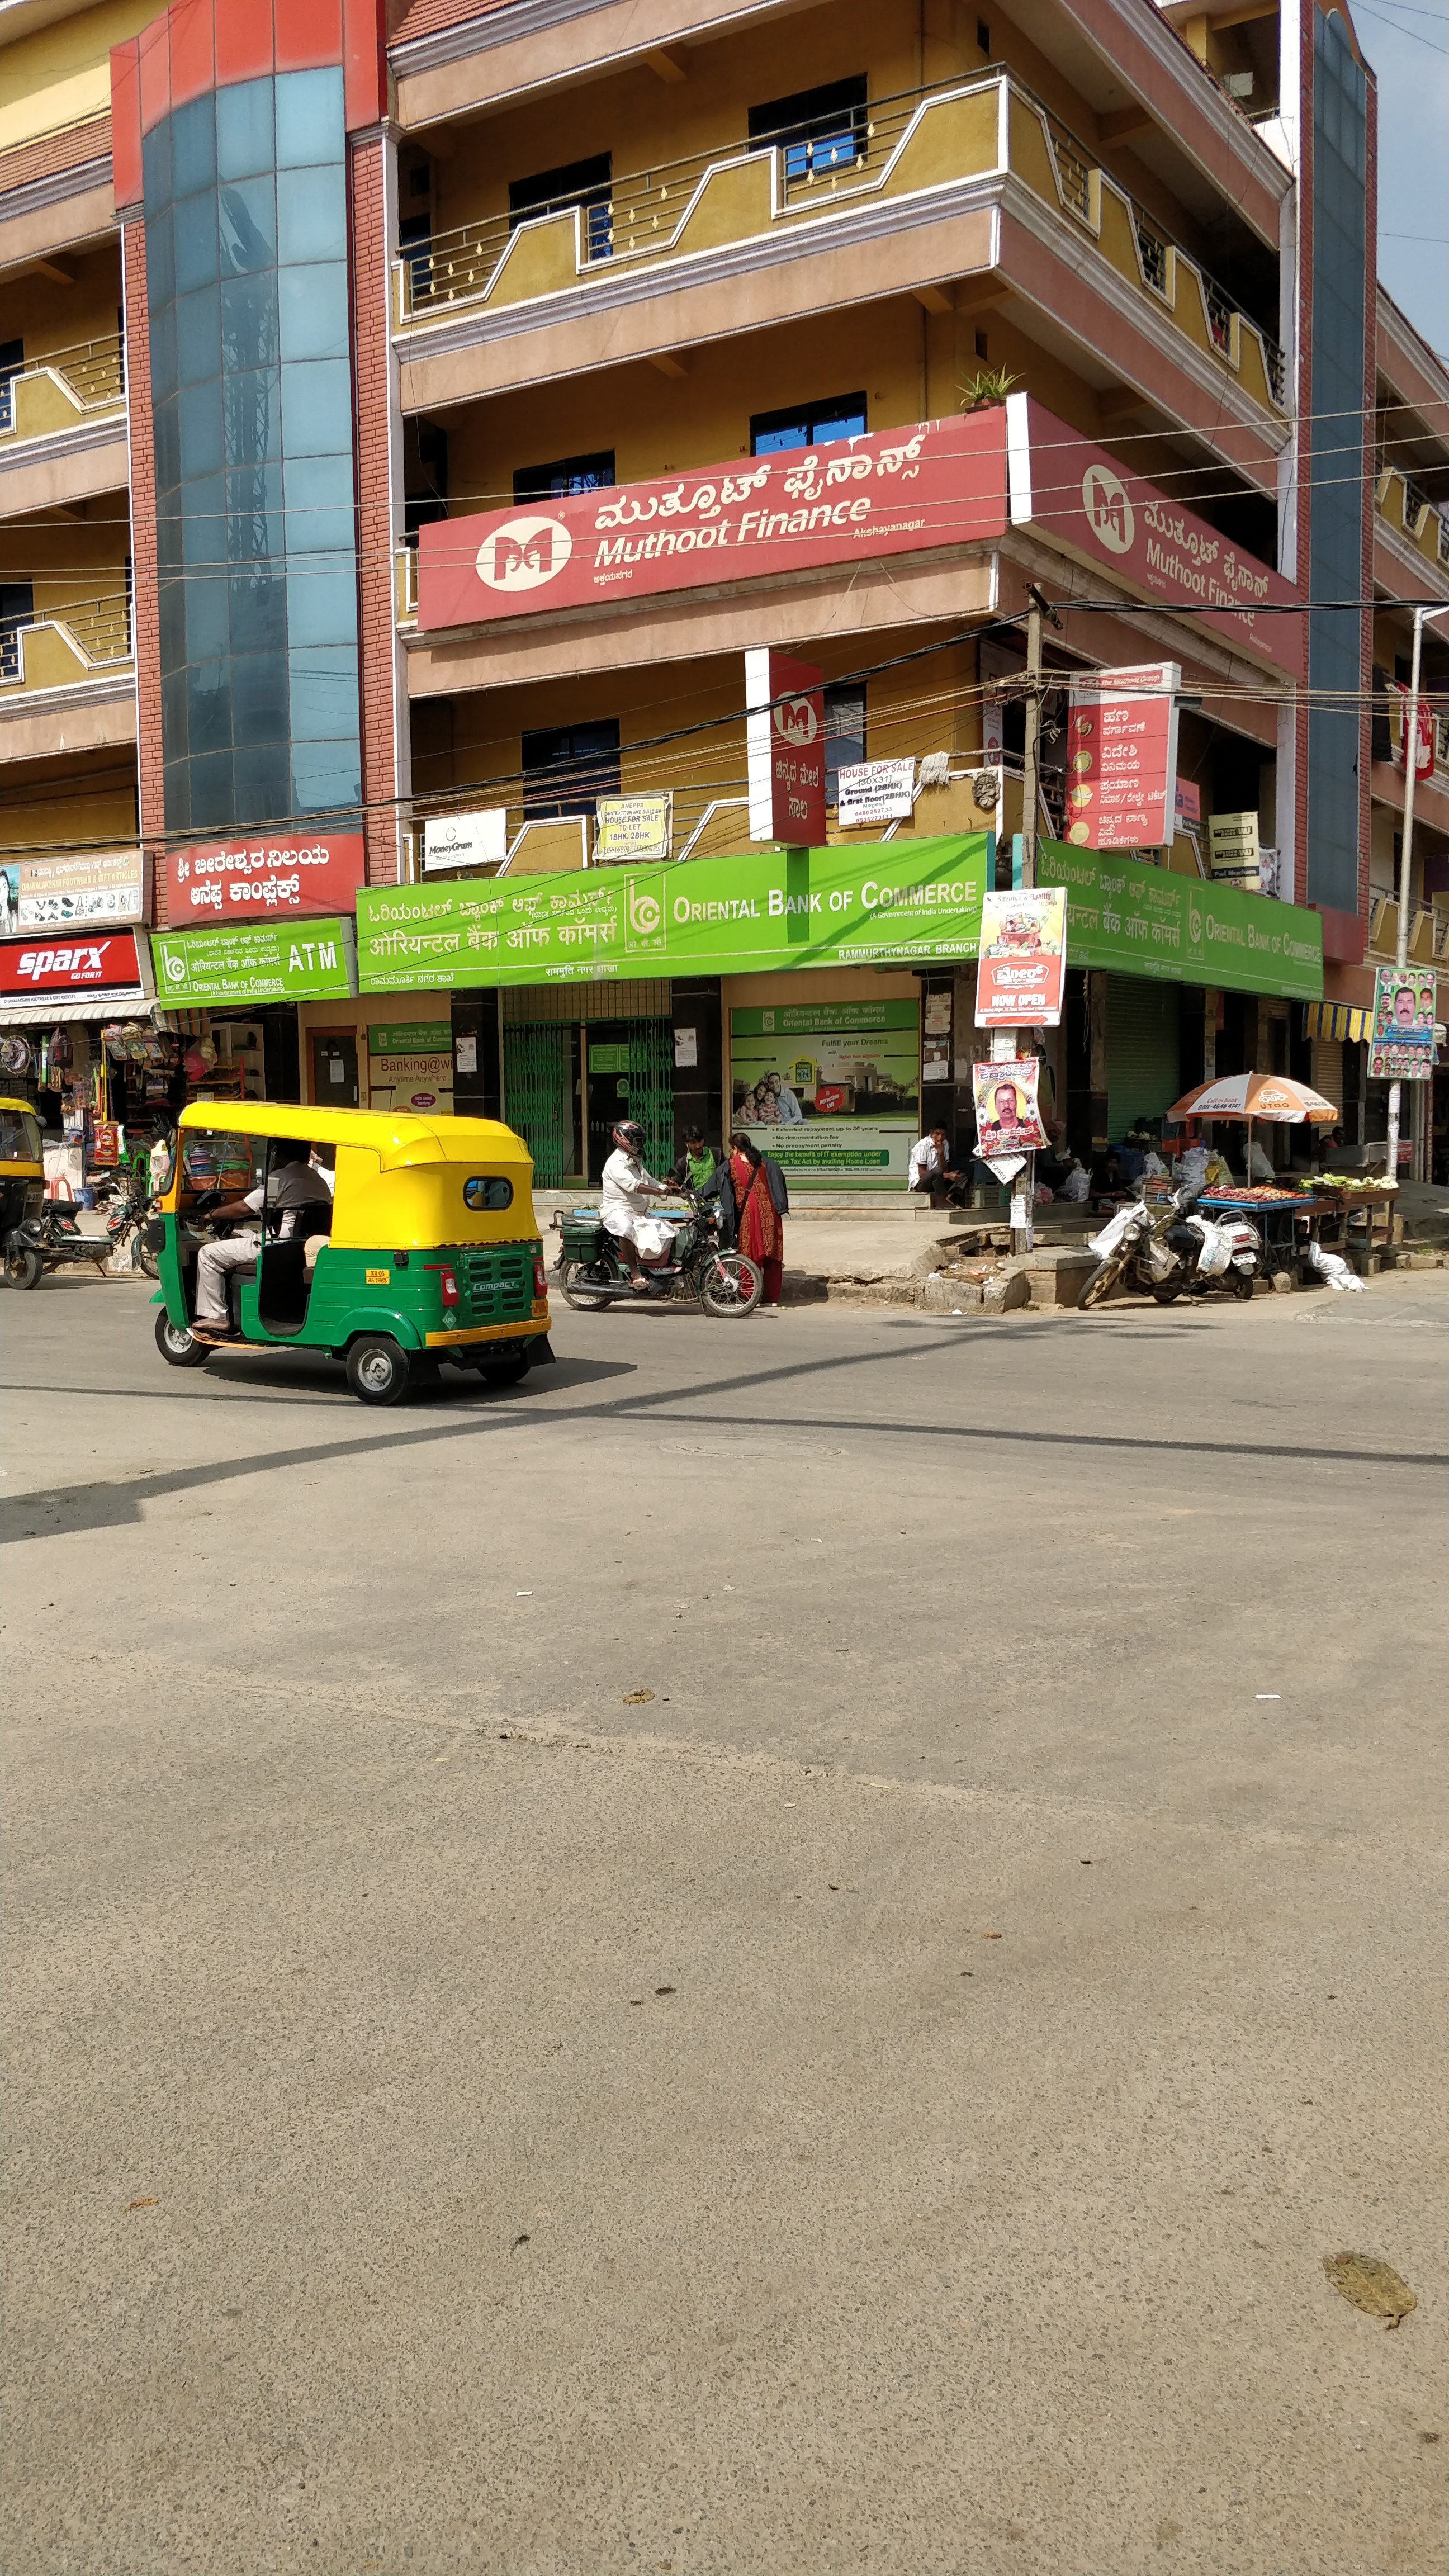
419,415,1008,629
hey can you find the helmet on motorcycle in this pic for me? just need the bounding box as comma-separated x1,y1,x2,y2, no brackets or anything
613,1120,646,1149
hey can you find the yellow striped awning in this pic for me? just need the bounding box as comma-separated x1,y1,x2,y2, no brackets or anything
1302,1003,1372,1042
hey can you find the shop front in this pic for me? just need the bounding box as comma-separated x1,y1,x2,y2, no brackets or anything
0,926,164,1194
352,836,1325,1191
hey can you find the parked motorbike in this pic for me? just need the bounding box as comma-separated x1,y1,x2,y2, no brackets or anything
1077,1183,1261,1309
554,1192,762,1317
96,1168,163,1277
7,1195,121,1286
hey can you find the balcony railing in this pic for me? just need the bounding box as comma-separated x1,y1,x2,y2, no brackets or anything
395,72,1286,416
0,332,126,444
1376,465,1449,573
0,591,134,693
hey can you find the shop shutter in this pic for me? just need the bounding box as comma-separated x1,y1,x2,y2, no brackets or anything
503,1020,570,1185
1106,975,1180,1138
627,1017,675,1178
1310,1036,1343,1112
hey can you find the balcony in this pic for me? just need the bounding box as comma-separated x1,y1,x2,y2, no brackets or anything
1375,465,1449,583
0,589,135,755
394,72,1286,428
0,332,129,514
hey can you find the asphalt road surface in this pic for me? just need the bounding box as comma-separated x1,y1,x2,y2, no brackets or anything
3,1270,1445,2576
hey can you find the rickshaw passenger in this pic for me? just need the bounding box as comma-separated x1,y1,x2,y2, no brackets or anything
195,1141,329,1332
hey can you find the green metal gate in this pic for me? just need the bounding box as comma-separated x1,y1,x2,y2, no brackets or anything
503,1020,570,1186
627,1017,674,1180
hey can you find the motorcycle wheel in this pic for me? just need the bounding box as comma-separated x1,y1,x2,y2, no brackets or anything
1150,1278,1183,1304
1229,1272,1255,1300
137,1235,162,1280
1077,1255,1125,1310
560,1259,614,1311
155,1308,210,1367
699,1252,762,1317
4,1244,44,1290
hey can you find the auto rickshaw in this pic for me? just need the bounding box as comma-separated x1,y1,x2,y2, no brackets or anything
0,1097,46,1289
150,1102,553,1405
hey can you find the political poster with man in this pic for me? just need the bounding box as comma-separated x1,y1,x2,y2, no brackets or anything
1369,967,1436,1080
972,1057,1050,1157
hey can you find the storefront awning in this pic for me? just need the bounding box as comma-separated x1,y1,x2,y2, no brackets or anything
1302,1002,1372,1042
0,995,158,1027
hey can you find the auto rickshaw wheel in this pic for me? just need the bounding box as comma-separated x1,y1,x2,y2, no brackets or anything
155,1308,211,1366
4,1244,44,1290
346,1335,413,1406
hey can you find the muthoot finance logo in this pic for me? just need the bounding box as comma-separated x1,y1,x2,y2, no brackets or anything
475,515,572,593
1082,463,1135,556
773,696,820,746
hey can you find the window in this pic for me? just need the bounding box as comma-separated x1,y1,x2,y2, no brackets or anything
0,580,34,681
513,449,615,503
521,719,621,818
750,392,867,456
404,417,448,545
823,684,866,805
748,77,868,183
463,1176,513,1211
509,154,612,262
399,212,433,304
0,338,20,435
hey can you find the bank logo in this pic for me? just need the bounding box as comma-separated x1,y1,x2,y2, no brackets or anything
773,695,820,746
475,514,572,593
1188,901,1202,945
162,949,188,985
627,874,666,954
1082,462,1135,555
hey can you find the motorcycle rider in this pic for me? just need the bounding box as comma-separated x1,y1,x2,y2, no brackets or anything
600,1119,675,1292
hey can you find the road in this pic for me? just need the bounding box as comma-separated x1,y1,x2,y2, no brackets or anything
3,1270,1445,2576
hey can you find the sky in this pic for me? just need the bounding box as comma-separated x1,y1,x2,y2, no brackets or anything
1354,0,1449,358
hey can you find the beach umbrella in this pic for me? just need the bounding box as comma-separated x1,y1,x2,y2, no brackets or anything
1167,1072,1340,1124
1166,1070,1339,1191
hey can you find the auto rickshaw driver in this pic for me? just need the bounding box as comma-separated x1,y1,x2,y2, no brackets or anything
194,1139,330,1337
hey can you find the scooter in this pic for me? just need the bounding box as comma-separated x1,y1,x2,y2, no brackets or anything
6,1195,118,1285
1077,1184,1260,1309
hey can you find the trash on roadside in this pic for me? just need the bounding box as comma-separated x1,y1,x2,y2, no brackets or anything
1323,2251,1417,2328
622,1688,655,1704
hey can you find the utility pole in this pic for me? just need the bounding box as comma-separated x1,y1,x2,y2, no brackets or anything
1007,586,1054,1252
1384,603,1449,1188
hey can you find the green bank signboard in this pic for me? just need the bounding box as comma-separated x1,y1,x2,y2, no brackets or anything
153,917,357,1004
357,838,992,989
1034,843,1323,999
354,836,1322,1002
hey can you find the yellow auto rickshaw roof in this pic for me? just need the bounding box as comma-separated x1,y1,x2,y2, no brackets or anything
0,1097,40,1115
176,1101,533,1171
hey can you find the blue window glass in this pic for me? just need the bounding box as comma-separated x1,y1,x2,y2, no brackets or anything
276,164,347,265
231,741,291,822
219,177,277,278
153,395,182,494
216,78,274,183
280,359,352,457
186,748,233,817
291,740,362,812
288,647,358,738
228,569,286,656
186,661,232,755
229,651,289,740
274,68,343,167
285,565,358,651
750,392,868,454
158,577,187,670
225,463,283,565
181,474,226,566
183,574,229,661
148,301,176,395
176,286,221,387
278,263,350,363
143,119,172,206
1306,7,1367,916
171,94,216,198
283,453,354,553
160,666,189,756
221,275,280,376
177,378,224,478
223,367,282,468
162,758,191,832
174,203,219,295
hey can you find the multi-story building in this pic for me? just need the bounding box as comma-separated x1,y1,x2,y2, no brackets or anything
2,0,1445,1191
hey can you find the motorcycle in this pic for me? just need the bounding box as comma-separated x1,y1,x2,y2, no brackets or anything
553,1191,762,1317
7,1171,172,1288
1077,1183,1261,1310
96,1168,163,1277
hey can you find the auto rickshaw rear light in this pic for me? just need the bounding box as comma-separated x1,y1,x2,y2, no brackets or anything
440,1267,459,1307
533,1257,547,1299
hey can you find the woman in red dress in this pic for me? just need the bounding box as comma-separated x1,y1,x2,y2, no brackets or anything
727,1133,787,1310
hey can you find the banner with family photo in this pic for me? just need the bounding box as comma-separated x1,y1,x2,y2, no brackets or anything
729,999,920,1192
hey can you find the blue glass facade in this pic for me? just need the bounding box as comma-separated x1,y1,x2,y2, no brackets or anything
1306,7,1367,915
144,67,362,834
